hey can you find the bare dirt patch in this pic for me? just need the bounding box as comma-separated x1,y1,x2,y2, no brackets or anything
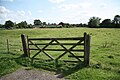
0,69,65,80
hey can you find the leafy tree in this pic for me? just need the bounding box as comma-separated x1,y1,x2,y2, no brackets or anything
78,23,84,27
58,22,64,27
88,17,101,28
83,24,88,27
71,24,76,27
28,24,33,28
0,24,3,28
4,20,14,29
17,21,28,28
34,19,42,25
113,15,120,28
100,19,112,28
64,23,70,28
43,22,47,25
114,15,120,24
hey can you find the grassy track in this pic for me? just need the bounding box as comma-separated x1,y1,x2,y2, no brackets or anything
0,28,120,79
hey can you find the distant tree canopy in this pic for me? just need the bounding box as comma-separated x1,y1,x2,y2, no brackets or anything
0,24,3,28
99,15,120,28
43,22,47,26
114,15,120,24
88,17,101,28
58,22,64,26
1,15,120,29
4,20,14,29
58,22,87,28
17,21,28,28
34,19,42,25
28,24,33,28
100,19,112,28
113,15,120,28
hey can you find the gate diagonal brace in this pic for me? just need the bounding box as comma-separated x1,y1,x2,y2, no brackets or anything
29,40,54,60
55,38,84,61
54,40,81,61
29,40,41,58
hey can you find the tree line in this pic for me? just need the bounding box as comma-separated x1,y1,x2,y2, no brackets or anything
88,15,120,28
0,15,120,29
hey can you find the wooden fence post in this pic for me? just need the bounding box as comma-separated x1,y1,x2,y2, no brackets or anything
84,32,91,66
7,39,9,53
21,34,29,57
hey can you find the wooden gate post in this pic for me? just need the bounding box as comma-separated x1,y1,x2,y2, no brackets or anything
21,34,29,57
84,32,91,66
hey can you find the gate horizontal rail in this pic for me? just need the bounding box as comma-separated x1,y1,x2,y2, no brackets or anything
28,37,84,40
28,43,84,45
29,48,84,51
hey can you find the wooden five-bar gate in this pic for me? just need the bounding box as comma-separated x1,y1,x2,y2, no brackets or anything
21,32,91,66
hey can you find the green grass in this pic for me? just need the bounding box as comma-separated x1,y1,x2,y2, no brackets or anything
0,28,120,79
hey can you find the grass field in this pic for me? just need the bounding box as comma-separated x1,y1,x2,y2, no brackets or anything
0,28,120,80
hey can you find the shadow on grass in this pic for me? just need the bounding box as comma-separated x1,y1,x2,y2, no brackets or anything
0,52,85,78
55,61,85,78
16,57,85,78
32,60,85,78
0,52,21,77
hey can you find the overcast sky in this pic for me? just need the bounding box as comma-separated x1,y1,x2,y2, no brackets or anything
0,0,120,24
